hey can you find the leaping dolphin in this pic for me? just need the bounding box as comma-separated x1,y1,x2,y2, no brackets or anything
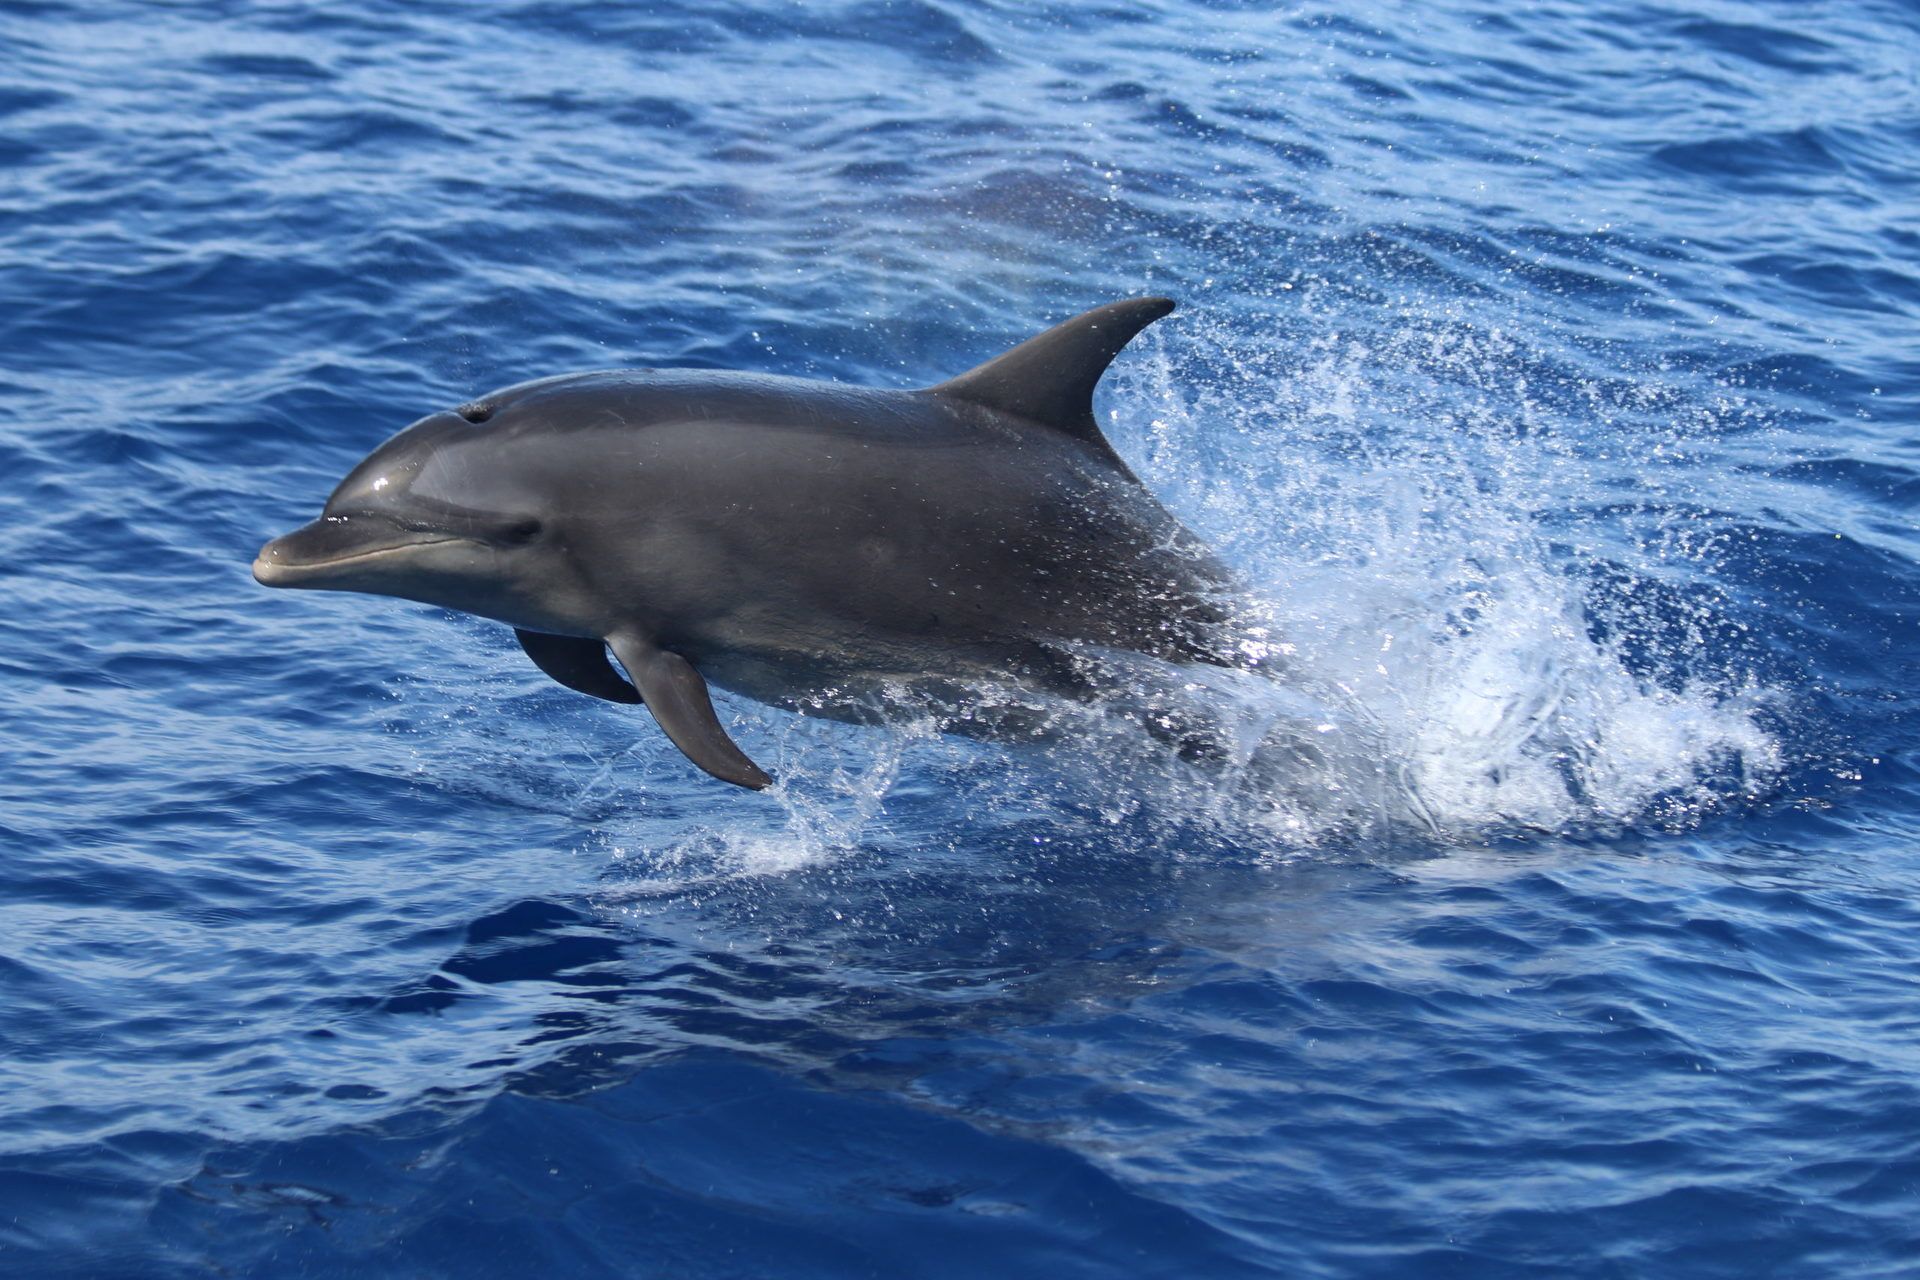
254,298,1251,790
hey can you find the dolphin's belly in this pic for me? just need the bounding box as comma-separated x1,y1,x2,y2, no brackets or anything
693,640,1088,745
689,626,1024,714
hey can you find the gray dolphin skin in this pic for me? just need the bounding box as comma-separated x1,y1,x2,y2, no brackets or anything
254,298,1249,790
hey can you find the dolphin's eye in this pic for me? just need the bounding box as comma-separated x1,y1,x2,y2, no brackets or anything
503,518,542,544
457,402,493,424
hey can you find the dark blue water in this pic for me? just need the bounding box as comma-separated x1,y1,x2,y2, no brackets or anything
4,1,1918,1275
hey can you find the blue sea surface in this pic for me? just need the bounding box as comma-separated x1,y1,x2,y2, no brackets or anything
3,1,1918,1275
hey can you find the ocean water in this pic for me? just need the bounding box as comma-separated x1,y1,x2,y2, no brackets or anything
2,0,1917,1275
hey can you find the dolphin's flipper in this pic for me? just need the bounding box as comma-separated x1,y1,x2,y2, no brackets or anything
929,296,1175,472
515,629,641,704
608,635,772,790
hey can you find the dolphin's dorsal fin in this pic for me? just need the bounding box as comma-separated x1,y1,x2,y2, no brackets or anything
930,297,1175,459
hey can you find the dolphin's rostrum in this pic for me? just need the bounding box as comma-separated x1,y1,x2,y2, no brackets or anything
254,298,1250,790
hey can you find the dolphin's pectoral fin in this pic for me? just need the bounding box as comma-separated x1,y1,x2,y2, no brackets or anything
515,629,641,704
608,635,772,791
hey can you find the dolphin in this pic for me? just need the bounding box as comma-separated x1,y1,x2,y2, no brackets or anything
254,297,1251,790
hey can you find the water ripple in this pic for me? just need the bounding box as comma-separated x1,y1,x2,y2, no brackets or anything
2,0,1919,1274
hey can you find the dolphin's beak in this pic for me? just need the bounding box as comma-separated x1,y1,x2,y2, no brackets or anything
252,543,291,587
252,516,457,589
253,537,324,587
252,524,327,588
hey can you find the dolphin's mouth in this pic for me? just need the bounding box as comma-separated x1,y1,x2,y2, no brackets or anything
252,515,469,588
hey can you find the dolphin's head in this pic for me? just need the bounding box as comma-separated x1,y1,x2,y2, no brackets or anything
253,388,588,628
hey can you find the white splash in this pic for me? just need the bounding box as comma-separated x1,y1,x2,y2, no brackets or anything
1092,295,1788,846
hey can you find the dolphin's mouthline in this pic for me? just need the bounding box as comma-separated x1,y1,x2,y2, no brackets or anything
253,536,469,580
